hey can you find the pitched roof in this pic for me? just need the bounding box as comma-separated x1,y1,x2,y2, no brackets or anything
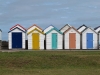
81,27,98,34
43,25,55,33
60,24,71,31
46,27,63,34
94,26,100,30
8,27,26,33
10,24,26,31
27,24,43,30
43,25,55,31
77,24,88,30
94,26,100,33
27,28,44,35
64,26,80,34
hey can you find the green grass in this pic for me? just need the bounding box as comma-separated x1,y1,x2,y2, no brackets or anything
0,51,100,75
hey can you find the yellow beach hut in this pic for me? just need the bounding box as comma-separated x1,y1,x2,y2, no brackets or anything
27,27,45,50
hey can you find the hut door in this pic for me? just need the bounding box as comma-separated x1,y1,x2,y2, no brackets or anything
69,33,76,49
12,32,22,48
32,33,39,50
52,33,57,49
86,33,93,49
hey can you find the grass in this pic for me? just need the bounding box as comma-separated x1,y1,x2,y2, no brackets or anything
0,50,100,75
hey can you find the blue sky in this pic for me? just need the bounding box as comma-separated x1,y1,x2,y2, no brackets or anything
0,0,100,40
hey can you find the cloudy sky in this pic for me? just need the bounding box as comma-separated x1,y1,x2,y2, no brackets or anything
0,0,100,40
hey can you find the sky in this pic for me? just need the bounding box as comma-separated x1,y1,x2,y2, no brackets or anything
0,0,100,40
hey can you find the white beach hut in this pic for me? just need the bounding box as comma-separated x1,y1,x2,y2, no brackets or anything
64,27,81,49
8,25,26,49
94,26,100,49
27,24,45,50
45,27,63,50
0,29,2,49
77,24,88,49
81,27,98,49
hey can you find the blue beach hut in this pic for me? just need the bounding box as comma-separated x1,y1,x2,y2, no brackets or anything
81,27,98,49
8,24,26,49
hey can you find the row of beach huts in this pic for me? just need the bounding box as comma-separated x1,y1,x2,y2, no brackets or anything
1,24,100,50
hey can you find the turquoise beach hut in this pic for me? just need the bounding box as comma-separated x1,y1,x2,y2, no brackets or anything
45,27,63,50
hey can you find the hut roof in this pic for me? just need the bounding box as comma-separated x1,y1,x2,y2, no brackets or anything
27,28,44,35
27,24,43,31
8,27,26,33
10,24,26,31
46,27,63,34
64,26,80,34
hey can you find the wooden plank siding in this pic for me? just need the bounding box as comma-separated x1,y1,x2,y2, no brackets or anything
27,28,45,50
64,27,80,49
8,26,26,49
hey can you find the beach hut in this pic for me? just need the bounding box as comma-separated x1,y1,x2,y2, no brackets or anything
60,24,71,33
77,24,88,49
45,27,63,50
98,31,100,49
77,24,87,32
60,24,71,49
94,26,100,49
8,25,26,49
0,29,2,49
0,29,2,40
27,28,45,50
64,27,81,49
81,27,98,49
43,25,55,49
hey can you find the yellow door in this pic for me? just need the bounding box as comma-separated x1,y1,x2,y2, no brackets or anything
32,33,40,50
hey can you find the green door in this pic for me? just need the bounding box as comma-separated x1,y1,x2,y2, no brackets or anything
52,33,57,49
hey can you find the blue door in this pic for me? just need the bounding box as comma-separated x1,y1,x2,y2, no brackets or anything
52,33,57,49
86,33,93,49
12,32,22,48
